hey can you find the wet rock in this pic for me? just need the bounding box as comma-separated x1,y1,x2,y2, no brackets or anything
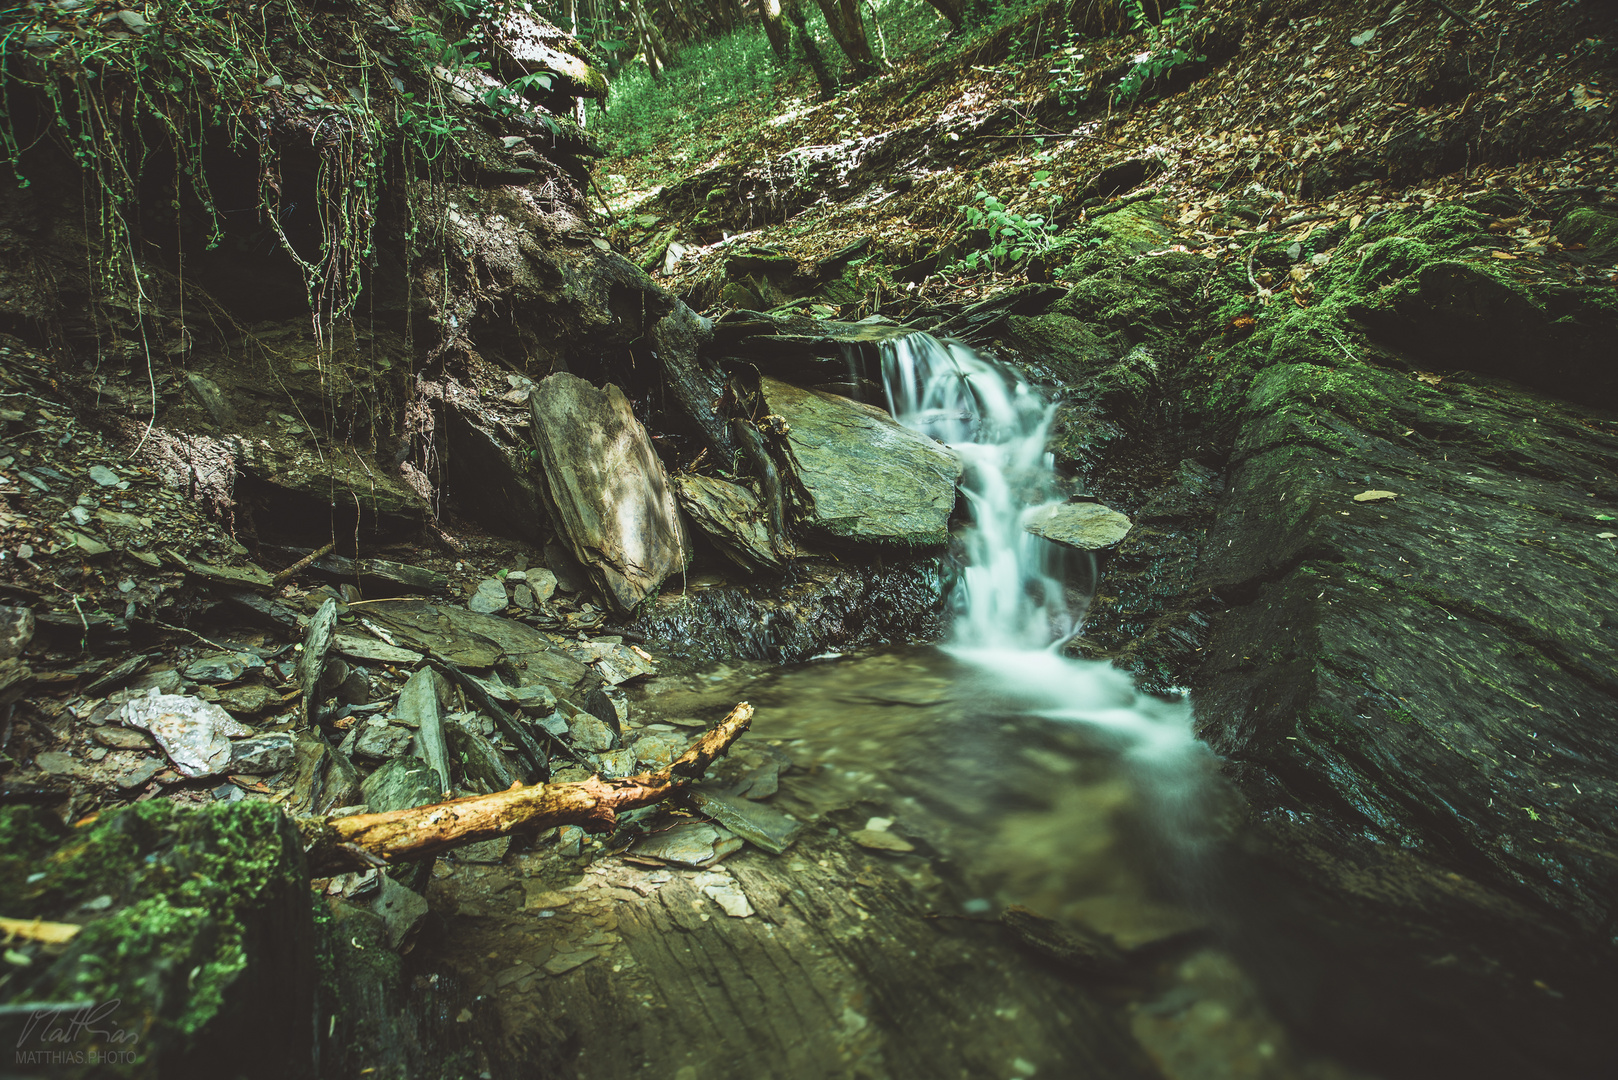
333,633,424,666
850,828,915,853
455,836,511,863
370,874,428,950
184,650,253,684
299,598,340,725
690,787,805,855
526,567,559,601
185,372,235,427
568,713,614,753
360,600,587,685
757,377,960,547
557,825,585,856
336,669,371,705
0,605,34,659
290,730,363,815
118,691,252,778
674,473,788,573
231,732,295,775
362,757,444,812
303,554,449,596
93,726,154,750
631,821,743,867
116,756,164,790
1025,502,1133,550
469,577,509,613
591,748,638,778
170,550,277,591
35,750,86,776
1194,358,1618,1072
529,373,690,613
343,717,415,762
632,731,686,770
446,715,525,791
566,638,656,685
233,437,427,539
396,667,452,797
1557,207,1618,262
205,681,280,715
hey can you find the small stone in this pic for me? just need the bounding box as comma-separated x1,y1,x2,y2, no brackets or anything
88,464,121,487
527,568,558,602
468,578,508,613
116,757,164,789
632,731,686,770
589,748,638,779
93,726,153,750
568,713,614,753
118,692,250,778
455,836,511,863
557,825,585,856
701,878,755,918
231,732,295,775
351,718,415,762
1024,502,1133,551
35,751,82,776
370,875,429,950
851,829,915,853
511,584,535,609
543,949,597,976
0,605,34,661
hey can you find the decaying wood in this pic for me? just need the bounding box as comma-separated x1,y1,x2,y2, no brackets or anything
302,703,753,876
271,541,336,588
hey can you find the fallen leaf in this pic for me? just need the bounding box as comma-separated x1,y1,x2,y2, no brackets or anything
1490,250,1518,260
1598,532,1617,539
1353,490,1399,502
1415,371,1444,386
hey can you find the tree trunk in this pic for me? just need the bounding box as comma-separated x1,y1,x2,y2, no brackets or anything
630,0,673,76
920,0,964,29
812,0,876,78
784,0,839,95
758,0,791,61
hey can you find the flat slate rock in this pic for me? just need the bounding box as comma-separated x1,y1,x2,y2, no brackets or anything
360,600,587,684
758,377,960,547
1024,502,1133,550
529,373,689,613
673,474,787,573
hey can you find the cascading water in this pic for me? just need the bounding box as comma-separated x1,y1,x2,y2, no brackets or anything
878,332,1195,762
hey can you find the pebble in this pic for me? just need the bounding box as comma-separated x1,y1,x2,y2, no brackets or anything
87,464,120,487
468,577,508,613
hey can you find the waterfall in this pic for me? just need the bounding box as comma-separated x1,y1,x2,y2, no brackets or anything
878,332,1194,762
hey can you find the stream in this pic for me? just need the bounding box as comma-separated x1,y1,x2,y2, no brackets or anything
417,337,1376,1078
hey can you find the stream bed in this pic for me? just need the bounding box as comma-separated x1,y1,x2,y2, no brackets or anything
419,645,1374,1080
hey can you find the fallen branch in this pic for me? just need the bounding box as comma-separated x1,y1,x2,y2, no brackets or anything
300,702,754,876
272,541,336,588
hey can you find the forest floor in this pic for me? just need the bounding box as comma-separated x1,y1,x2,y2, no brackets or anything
597,0,1615,319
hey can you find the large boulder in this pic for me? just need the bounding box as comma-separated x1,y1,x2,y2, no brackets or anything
758,377,960,547
674,473,788,573
1192,359,1618,1077
529,372,689,613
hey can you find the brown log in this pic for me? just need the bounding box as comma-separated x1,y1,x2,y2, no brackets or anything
301,703,754,876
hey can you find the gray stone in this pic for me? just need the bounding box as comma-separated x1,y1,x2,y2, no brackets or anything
350,718,416,762
183,651,250,684
690,786,805,854
230,732,295,774
758,377,960,547
397,667,452,797
527,567,558,601
469,577,509,613
591,748,638,778
0,605,34,660
370,874,429,950
568,713,614,753
332,633,424,666
94,726,154,750
116,756,164,790
455,836,511,863
557,825,585,856
212,682,280,715
118,692,252,778
185,372,236,427
87,464,121,487
299,598,340,725
446,716,525,792
362,756,444,812
632,821,742,867
1024,501,1133,550
529,373,690,613
290,730,363,815
632,731,687,770
673,474,788,573
35,750,85,776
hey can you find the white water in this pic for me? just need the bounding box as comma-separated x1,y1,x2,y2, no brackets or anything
879,333,1195,762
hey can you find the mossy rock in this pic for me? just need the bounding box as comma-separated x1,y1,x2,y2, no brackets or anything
1557,207,1618,262
0,801,314,1078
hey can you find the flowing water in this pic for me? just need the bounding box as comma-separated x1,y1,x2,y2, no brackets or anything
420,335,1375,1079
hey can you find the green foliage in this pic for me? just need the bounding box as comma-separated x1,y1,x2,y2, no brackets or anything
1111,0,1206,106
950,172,1073,274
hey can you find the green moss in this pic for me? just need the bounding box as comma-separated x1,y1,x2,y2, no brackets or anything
1554,208,1618,262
